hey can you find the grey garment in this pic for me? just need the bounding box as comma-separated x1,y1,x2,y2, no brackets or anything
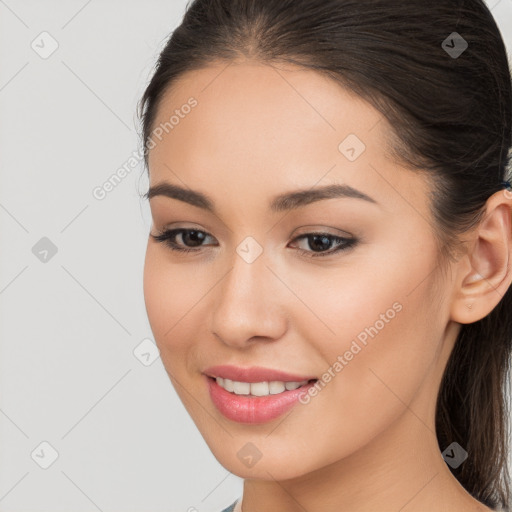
220,497,504,511
220,499,238,512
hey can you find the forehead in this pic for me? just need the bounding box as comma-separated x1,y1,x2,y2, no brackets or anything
149,60,384,158
147,60,430,218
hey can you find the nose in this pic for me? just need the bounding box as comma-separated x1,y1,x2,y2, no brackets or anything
209,248,288,348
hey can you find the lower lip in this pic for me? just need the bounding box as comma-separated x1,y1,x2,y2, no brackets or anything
206,376,316,424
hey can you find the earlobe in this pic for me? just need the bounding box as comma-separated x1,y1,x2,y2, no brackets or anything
450,191,512,325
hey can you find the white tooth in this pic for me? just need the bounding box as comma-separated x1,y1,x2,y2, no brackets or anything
233,381,251,395
250,382,270,396
219,379,310,395
223,378,234,392
269,381,286,394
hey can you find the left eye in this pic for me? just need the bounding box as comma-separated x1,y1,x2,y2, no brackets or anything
290,232,357,257
151,228,357,258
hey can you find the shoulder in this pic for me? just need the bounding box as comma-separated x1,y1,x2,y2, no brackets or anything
220,499,238,512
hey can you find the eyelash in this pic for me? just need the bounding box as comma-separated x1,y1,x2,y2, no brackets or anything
151,228,357,258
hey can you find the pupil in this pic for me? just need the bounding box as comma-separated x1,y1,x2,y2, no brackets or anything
184,230,204,247
310,234,331,252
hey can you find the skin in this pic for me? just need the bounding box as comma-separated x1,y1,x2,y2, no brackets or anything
142,59,512,512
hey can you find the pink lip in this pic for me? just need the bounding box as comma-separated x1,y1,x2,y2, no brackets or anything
202,365,317,383
205,375,316,424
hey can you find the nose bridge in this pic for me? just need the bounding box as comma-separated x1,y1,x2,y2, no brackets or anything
210,239,287,345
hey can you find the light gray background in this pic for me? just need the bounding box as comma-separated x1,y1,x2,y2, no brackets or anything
1,1,511,511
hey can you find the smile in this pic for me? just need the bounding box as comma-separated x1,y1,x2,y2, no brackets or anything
206,376,318,424
214,376,314,396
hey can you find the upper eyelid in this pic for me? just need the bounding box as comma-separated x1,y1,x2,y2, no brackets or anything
157,222,352,236
158,227,350,238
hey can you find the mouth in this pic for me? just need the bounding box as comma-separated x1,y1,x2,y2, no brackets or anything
205,375,319,424
206,375,318,397
202,364,318,385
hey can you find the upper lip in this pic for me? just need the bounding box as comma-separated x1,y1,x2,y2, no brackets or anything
203,365,317,383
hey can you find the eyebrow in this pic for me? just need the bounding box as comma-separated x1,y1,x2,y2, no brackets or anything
143,182,378,213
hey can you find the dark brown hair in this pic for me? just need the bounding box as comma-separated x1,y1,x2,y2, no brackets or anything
137,1,512,509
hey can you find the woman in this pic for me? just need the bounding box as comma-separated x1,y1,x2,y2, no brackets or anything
138,0,512,510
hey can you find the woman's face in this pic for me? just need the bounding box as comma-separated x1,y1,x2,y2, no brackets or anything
143,60,457,479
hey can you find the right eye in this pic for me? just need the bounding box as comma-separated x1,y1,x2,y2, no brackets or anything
151,228,217,253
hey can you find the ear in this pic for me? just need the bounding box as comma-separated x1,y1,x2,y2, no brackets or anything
450,189,512,324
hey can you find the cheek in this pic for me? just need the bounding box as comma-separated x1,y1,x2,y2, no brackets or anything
143,244,200,360
291,233,442,364
318,304,439,466
302,259,443,451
